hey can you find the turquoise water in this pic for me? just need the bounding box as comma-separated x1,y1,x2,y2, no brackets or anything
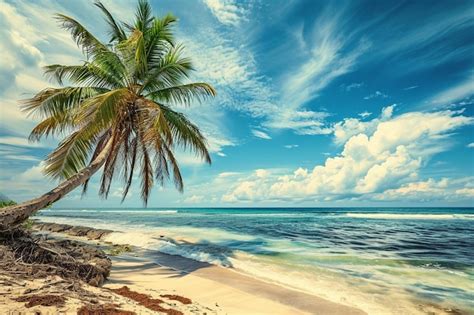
38,208,474,314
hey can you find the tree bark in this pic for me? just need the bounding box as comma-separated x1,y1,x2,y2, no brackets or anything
0,138,114,232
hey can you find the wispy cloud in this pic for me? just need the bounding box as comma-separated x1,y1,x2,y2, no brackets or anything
428,74,474,107
358,111,372,118
251,130,271,140
0,136,44,148
404,85,419,91
364,91,388,100
284,144,299,149
202,0,245,26
343,82,364,91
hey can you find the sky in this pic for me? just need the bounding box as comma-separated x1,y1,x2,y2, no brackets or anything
0,0,473,208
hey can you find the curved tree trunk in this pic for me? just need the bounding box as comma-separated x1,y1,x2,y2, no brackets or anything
0,138,114,232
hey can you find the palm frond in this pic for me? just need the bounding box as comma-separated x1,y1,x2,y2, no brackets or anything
44,64,122,89
146,83,216,105
145,14,177,67
140,45,193,93
117,29,147,82
22,87,106,118
94,1,126,42
55,14,108,59
29,111,74,141
76,88,130,128
121,137,138,202
140,142,154,205
161,105,211,164
135,0,153,32
99,128,123,198
44,128,97,179
162,141,183,192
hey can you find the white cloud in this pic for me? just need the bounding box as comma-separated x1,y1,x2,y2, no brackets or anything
0,136,47,148
217,172,240,178
333,105,395,145
344,82,364,91
15,161,47,182
429,75,474,107
202,0,245,26
373,178,474,201
363,90,388,100
112,187,133,199
251,130,271,140
455,187,474,198
404,86,419,91
221,109,473,203
467,143,474,148
284,144,299,149
273,7,370,135
358,111,372,118
183,194,204,203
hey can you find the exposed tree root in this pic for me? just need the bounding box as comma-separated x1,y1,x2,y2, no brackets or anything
0,228,111,286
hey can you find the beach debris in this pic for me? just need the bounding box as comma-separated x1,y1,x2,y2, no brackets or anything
161,294,192,305
111,286,184,315
107,244,133,256
14,294,66,308
0,229,111,286
32,221,112,240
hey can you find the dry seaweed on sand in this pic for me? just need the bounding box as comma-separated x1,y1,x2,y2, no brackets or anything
111,286,185,315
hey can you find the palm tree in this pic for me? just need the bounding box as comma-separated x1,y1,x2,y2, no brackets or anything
0,0,215,231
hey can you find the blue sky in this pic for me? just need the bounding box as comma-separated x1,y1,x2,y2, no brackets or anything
0,0,473,207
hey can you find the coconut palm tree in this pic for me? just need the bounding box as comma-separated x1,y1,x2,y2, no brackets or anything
0,0,215,231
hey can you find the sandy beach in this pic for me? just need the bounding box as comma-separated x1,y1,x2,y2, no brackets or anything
106,253,365,315
0,223,366,314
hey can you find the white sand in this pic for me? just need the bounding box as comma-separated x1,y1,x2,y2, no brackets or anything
105,252,366,315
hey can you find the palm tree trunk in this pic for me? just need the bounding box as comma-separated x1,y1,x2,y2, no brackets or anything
0,138,114,232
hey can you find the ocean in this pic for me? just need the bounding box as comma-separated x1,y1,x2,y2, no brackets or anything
37,207,474,314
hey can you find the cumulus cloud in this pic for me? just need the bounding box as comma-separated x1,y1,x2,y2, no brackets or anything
333,105,394,145
373,178,474,201
221,109,473,203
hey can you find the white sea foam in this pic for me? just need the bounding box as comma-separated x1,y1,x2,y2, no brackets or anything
345,213,474,220
36,215,474,314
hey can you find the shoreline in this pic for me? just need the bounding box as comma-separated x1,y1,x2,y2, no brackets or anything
107,253,365,315
22,219,472,315
2,221,365,314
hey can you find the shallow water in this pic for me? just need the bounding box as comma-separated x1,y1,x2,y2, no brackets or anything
38,207,474,314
